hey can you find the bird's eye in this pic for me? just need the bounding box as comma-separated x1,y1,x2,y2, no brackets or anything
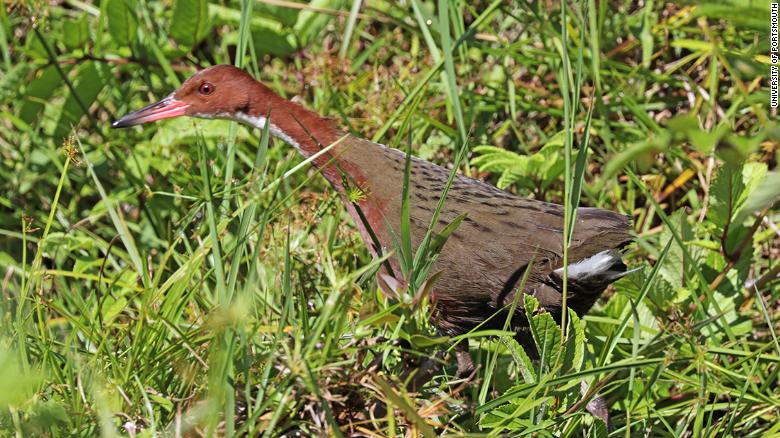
198,82,215,95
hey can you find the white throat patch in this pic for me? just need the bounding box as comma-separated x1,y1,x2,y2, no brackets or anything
199,112,303,153
234,113,302,153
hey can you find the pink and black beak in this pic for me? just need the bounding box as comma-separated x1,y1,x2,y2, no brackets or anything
112,94,189,128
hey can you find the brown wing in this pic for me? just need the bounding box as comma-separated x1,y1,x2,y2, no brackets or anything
403,162,632,274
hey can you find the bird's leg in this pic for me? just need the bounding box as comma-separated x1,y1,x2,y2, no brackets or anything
401,341,475,390
403,350,445,391
454,341,476,379
580,381,611,430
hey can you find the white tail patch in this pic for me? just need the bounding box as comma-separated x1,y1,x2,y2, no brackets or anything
554,249,635,282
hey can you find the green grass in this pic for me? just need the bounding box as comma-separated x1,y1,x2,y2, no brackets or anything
1,0,779,436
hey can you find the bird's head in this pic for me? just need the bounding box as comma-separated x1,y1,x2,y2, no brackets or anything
112,65,266,128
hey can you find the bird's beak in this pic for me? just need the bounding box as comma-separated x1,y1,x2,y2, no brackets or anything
112,94,190,128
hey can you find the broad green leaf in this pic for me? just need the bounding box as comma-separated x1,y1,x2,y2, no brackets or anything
294,0,339,47
503,338,538,383
588,418,609,438
659,209,695,288
666,114,730,154
40,232,96,253
530,311,561,372
171,0,211,49
524,293,539,314
102,296,128,323
666,113,699,132
708,162,767,252
601,131,670,184
22,30,47,59
496,169,528,190
524,295,561,372
62,15,90,50
408,334,450,348
708,162,745,230
149,394,174,412
702,287,753,338
53,62,108,139
19,66,60,124
688,126,729,154
718,132,766,162
734,170,780,225
105,0,137,46
471,145,526,173
471,133,567,190
562,310,585,373
250,24,296,56
648,277,683,313
254,1,300,26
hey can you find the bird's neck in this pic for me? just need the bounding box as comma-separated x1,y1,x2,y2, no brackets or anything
234,88,391,260
234,90,362,192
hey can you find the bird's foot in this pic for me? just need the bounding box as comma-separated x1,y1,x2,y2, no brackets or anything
402,351,445,392
455,346,475,379
586,395,611,430
450,341,479,386
581,381,612,431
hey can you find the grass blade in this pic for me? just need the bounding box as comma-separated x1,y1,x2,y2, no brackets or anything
339,0,362,58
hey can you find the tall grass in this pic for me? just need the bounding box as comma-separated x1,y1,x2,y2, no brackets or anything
1,0,778,436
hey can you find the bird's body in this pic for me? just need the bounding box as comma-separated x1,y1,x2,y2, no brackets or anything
319,136,631,337
114,65,633,372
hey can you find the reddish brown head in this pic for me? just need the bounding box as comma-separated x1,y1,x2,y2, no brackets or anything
112,64,344,179
112,65,273,128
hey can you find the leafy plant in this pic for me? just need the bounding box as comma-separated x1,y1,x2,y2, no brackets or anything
471,131,568,194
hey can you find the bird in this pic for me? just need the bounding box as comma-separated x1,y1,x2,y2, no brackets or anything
113,64,634,378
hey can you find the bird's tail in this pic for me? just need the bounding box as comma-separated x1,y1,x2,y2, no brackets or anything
552,249,638,285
